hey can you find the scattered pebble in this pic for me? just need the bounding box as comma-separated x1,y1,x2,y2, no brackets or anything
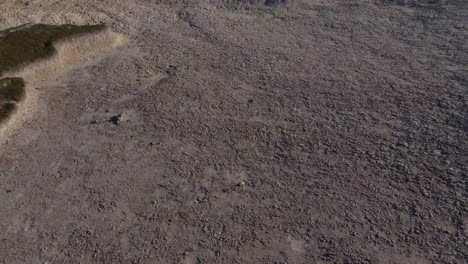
236,181,246,188
110,115,121,125
110,112,130,125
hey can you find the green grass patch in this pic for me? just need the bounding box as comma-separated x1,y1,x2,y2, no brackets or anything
0,23,107,126
0,78,25,123
0,24,106,75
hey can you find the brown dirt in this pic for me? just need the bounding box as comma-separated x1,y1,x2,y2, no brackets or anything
0,0,466,263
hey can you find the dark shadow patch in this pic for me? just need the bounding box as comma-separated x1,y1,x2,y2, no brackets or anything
0,78,25,123
0,23,107,76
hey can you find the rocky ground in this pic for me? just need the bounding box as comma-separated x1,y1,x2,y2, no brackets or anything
0,0,467,263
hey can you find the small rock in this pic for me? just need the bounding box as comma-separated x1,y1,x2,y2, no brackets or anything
110,115,121,125
110,113,130,125
120,112,130,122
236,181,246,188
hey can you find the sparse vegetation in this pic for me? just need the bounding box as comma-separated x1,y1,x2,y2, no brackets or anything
0,24,107,125
0,78,25,123
0,24,106,75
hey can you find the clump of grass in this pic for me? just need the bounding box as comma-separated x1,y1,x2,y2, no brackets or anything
0,78,25,123
0,23,107,126
0,24,106,75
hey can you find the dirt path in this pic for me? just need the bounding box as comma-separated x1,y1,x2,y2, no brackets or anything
0,1,466,263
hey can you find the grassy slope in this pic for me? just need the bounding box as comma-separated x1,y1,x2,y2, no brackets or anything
0,24,106,124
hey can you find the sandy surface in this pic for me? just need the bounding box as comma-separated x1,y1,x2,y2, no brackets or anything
0,0,467,263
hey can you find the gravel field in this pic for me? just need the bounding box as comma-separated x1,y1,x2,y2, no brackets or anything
0,0,467,263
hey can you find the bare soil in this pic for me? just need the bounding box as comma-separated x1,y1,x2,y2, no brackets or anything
0,0,467,263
